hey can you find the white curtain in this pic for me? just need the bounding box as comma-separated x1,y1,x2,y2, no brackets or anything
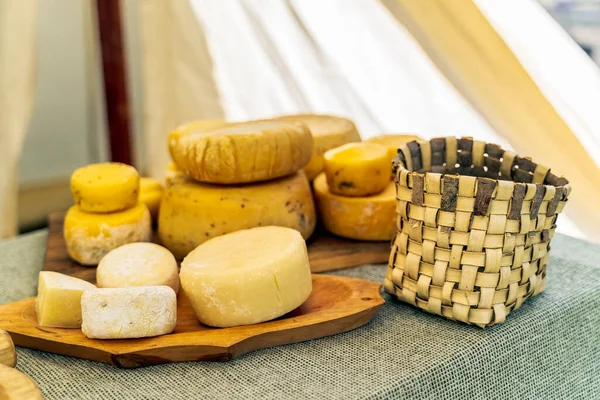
0,1,37,238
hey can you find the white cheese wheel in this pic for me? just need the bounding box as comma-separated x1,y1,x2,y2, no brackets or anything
180,226,312,328
81,286,177,339
35,271,97,328
96,243,179,293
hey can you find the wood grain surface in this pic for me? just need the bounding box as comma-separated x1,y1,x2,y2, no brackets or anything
0,364,44,399
0,329,16,368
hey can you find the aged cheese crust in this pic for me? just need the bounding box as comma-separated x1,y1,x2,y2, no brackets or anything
139,177,164,222
35,271,96,328
169,120,313,184
366,134,422,176
313,173,396,241
164,162,186,187
323,142,389,196
180,226,312,328
96,243,179,293
158,171,316,259
71,162,140,212
275,114,362,180
64,204,152,266
81,286,177,339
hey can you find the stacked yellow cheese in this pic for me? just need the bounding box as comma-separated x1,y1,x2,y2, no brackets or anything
160,119,320,259
65,163,152,265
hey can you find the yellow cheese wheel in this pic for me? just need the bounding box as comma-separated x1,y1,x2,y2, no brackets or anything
168,119,225,142
159,171,316,259
169,120,313,184
323,142,389,196
139,177,164,222
64,203,152,266
366,134,423,170
313,173,396,241
71,162,140,212
180,226,312,327
275,114,362,180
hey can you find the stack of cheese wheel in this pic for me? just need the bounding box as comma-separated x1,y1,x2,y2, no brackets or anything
313,135,421,241
65,163,152,265
161,119,321,259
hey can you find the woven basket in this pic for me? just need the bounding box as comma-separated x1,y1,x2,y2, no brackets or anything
383,137,571,327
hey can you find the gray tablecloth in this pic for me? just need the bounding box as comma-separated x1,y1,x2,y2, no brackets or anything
1,230,599,399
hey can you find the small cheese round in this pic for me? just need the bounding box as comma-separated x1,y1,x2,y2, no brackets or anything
169,120,313,184
323,142,389,196
97,243,179,293
159,171,316,259
313,173,396,241
366,134,423,172
275,114,362,180
139,177,164,222
64,203,152,266
180,226,313,327
71,162,140,212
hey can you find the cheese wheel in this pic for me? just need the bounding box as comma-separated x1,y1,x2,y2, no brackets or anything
139,177,164,221
313,173,396,241
64,204,152,266
35,271,96,328
96,243,179,293
71,162,140,212
159,171,316,259
323,142,389,196
180,226,312,327
366,134,423,172
169,120,313,184
165,162,186,187
81,286,177,339
275,114,362,180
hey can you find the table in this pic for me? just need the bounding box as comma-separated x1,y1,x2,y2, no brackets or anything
1,230,599,399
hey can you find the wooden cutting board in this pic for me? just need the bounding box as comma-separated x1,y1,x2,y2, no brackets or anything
0,275,383,368
45,212,391,281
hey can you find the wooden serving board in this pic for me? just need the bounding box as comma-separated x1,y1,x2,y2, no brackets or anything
45,212,390,281
0,275,383,368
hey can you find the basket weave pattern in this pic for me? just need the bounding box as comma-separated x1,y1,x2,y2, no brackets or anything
384,137,571,327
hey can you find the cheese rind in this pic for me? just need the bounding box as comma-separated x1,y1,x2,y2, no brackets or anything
71,163,140,212
64,204,152,266
169,120,313,184
139,177,164,222
159,171,316,259
96,243,179,293
165,162,186,187
275,114,362,180
180,226,312,328
366,134,423,174
35,271,96,328
81,286,177,339
323,142,389,196
313,173,396,241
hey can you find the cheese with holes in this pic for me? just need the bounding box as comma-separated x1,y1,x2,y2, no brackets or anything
323,142,389,196
81,286,177,339
159,171,316,259
64,204,152,266
169,120,313,184
97,243,179,293
139,177,164,222
180,226,312,327
275,114,361,180
35,271,96,328
71,163,140,212
366,134,423,175
313,173,396,241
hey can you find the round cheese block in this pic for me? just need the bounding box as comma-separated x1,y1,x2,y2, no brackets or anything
139,177,164,222
96,243,179,293
64,203,152,266
169,120,313,184
313,173,396,241
180,226,313,327
275,114,362,180
366,134,422,172
323,142,389,196
158,171,316,259
71,162,140,212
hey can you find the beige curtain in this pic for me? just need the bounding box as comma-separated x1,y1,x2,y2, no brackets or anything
0,1,37,239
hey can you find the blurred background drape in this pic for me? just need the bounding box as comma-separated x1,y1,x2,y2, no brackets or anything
0,1,37,239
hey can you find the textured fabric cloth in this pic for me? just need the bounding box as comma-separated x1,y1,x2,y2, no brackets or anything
1,230,599,399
